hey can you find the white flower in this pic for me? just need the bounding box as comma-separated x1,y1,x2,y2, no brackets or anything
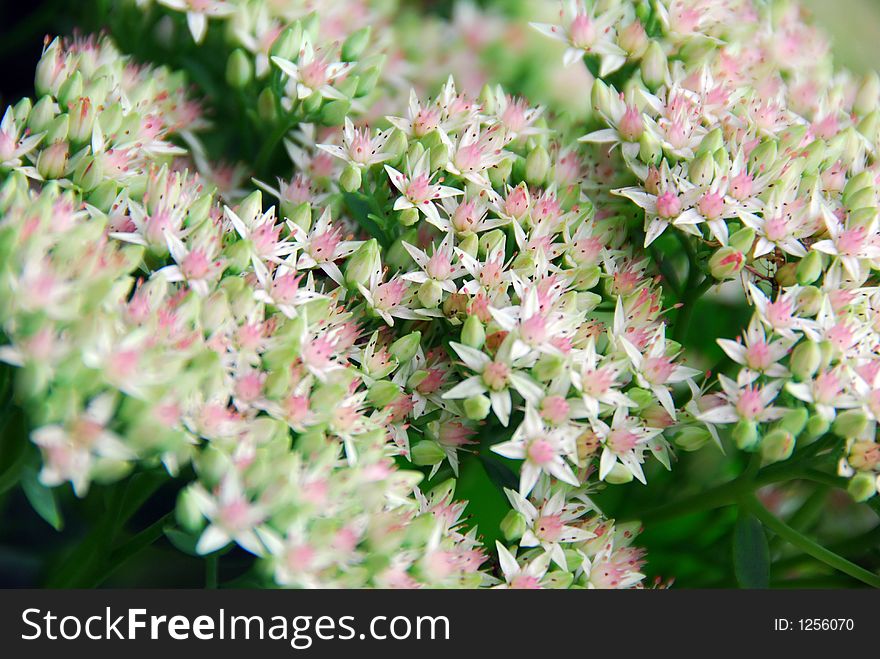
531,0,627,74
157,0,235,43
317,117,393,169
385,152,463,227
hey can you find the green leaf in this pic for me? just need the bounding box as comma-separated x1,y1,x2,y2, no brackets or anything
21,466,63,531
733,511,770,588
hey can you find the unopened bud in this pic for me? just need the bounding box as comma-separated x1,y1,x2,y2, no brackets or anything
500,509,527,542
728,226,755,253
411,440,445,466
795,251,823,285
674,426,712,452
461,315,485,349
342,26,371,61
345,238,379,289
797,285,822,317
270,25,302,61
525,145,551,186
604,463,635,484
708,246,745,280
641,41,668,89
733,420,759,451
36,142,68,179
847,471,877,502
464,394,491,420
257,87,277,122
790,340,821,380
749,139,777,174
832,410,869,439
73,155,102,191
761,428,795,463
639,129,662,165
57,71,83,108
367,380,402,408
226,49,253,88
777,408,808,438
175,486,206,533
854,72,880,116
340,163,362,192
398,207,419,226
390,331,421,363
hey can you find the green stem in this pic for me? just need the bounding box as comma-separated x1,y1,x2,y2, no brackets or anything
744,496,880,588
206,554,219,589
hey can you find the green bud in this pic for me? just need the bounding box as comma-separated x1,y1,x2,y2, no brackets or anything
790,340,821,380
749,139,777,174
458,232,479,258
342,26,371,61
854,72,880,116
367,380,402,408
461,315,485,349
532,353,564,382
320,99,350,126
28,96,56,133
728,227,755,254
264,367,292,399
384,129,408,161
638,129,662,165
174,486,205,533
339,163,362,192
627,388,654,410
732,420,760,451
270,24,302,61
775,262,797,287
857,110,880,142
57,71,83,108
797,285,822,317
525,145,551,186
832,410,869,439
68,97,96,143
604,463,635,484
641,41,668,89
45,114,69,143
777,408,808,437
805,413,831,441
793,251,822,285
590,78,613,117
688,152,715,185
488,158,513,188
571,265,601,291
418,279,444,309
398,207,420,227
761,428,795,463
696,128,724,157
463,394,491,420
356,61,383,97
36,142,69,179
479,229,506,258
430,142,449,170
73,155,102,191
257,87,278,123
844,187,876,213
847,472,877,502
674,426,713,452
87,180,118,212
226,50,253,89
708,246,745,280
288,202,312,231
500,509,527,542
411,440,445,466
345,238,379,289
389,331,421,363
801,140,826,173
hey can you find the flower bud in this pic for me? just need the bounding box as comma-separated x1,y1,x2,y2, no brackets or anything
525,145,551,186
775,262,797,287
777,408,808,438
795,250,823,285
175,486,205,533
36,141,68,179
398,207,419,227
345,238,379,290
627,388,654,410
390,331,421,363
855,72,880,116
44,114,69,143
590,78,613,118
270,24,302,61
479,229,506,258
790,340,821,381
257,87,278,123
674,426,712,452
87,179,118,212
847,472,877,502
27,95,56,134
696,128,724,157
531,353,563,382
226,49,253,88
367,380,402,408
732,420,759,451
571,265,601,291
488,158,513,187
857,110,880,142
749,139,778,174
356,60,383,97
796,285,822,317
832,410,869,439
688,152,715,185
638,129,662,165
461,315,485,349
805,413,831,441
640,41,668,89
384,129,408,162
57,71,83,108
728,226,755,253
418,280,444,309
73,155,102,191
618,19,648,57
464,394,491,420
342,26,371,61
708,246,745,280
320,99,351,126
604,463,635,484
411,440,445,466
500,509,527,542
339,163,362,192
761,428,794,463
458,232,479,257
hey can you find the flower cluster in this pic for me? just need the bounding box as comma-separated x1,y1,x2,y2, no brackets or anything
532,0,880,500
